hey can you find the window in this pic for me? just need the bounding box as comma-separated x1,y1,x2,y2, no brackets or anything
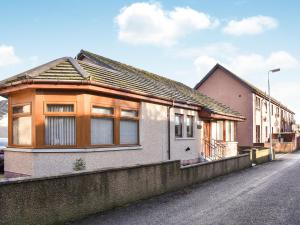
175,114,183,138
226,121,235,142
256,125,261,143
264,102,267,113
12,104,32,145
272,105,274,115
265,126,268,138
45,104,76,146
120,109,139,145
91,106,114,145
217,121,224,141
186,116,194,138
256,97,261,109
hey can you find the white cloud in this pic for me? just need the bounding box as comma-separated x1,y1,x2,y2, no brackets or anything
194,55,217,75
115,2,219,46
0,45,21,67
223,16,278,35
194,43,299,76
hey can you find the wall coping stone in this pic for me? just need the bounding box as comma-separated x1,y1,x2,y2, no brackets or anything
3,146,143,153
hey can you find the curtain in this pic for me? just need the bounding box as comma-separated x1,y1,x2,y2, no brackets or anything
13,116,32,145
120,120,138,144
45,116,75,145
47,104,74,112
91,118,113,145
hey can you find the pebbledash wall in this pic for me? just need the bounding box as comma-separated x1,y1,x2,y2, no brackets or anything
4,102,205,177
0,153,251,225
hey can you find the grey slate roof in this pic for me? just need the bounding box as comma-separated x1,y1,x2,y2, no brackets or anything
194,63,294,114
0,53,245,119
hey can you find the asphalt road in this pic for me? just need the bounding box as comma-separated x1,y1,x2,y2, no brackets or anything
71,152,300,225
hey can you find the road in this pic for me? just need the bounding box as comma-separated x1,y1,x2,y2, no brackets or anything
71,152,300,225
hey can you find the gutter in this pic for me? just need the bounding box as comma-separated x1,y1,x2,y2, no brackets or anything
0,79,245,121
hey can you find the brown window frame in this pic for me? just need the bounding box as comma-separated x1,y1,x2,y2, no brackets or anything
44,102,77,147
11,103,32,147
90,104,115,147
119,107,140,146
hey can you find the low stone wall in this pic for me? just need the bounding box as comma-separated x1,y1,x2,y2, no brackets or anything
0,154,251,225
265,142,298,153
240,148,271,164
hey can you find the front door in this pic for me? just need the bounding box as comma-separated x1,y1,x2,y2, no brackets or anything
203,121,211,157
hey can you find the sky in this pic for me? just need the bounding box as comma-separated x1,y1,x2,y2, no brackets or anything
0,0,300,120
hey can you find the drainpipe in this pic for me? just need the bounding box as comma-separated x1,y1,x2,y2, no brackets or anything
167,100,175,160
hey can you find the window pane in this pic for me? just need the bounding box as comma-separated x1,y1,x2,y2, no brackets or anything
47,104,74,112
45,116,76,145
120,120,138,144
230,121,235,141
175,114,183,137
186,116,194,137
91,118,113,145
121,109,138,117
92,106,113,115
13,104,30,114
226,121,230,142
13,116,32,145
217,121,224,141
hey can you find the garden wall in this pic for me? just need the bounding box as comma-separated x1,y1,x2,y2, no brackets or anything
0,154,251,225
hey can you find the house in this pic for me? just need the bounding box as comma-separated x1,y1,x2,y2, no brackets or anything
0,51,244,177
0,100,8,138
194,64,295,147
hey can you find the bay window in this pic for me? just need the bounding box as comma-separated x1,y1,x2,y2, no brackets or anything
120,109,139,145
91,106,114,145
45,104,76,146
12,104,32,145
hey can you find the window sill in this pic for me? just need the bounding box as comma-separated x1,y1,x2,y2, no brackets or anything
175,137,196,141
4,146,143,153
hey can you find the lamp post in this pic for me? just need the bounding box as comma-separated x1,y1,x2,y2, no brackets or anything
268,68,280,160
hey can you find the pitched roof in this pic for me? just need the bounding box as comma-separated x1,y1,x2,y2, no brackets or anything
77,50,244,119
194,63,295,114
0,53,245,119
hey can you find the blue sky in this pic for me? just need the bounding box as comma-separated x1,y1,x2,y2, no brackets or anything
0,0,299,119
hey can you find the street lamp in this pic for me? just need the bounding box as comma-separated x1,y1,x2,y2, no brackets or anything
268,68,280,160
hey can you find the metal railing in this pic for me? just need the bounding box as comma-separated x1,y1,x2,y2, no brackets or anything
202,139,227,161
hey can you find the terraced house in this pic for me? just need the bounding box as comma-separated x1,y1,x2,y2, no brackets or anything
195,64,295,147
0,50,244,177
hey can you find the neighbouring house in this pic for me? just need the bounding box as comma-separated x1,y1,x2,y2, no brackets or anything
194,64,295,147
0,100,8,138
0,51,244,177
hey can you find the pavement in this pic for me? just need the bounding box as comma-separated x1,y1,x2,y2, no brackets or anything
70,152,300,225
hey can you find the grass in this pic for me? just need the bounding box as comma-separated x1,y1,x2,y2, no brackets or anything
0,174,4,179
